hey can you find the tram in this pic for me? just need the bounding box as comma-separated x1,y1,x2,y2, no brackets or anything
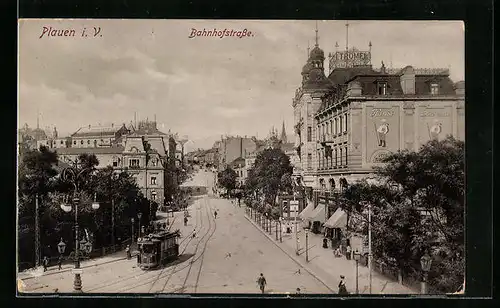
137,229,181,270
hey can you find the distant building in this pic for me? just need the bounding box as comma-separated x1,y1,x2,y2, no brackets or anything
229,157,246,186
214,135,259,170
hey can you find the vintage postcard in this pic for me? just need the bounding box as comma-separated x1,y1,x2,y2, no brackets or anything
17,19,465,296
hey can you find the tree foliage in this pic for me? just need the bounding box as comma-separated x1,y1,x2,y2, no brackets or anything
217,167,237,192
17,147,157,269
244,148,293,207
339,136,464,293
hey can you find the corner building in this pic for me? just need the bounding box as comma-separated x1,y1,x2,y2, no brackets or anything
293,38,465,224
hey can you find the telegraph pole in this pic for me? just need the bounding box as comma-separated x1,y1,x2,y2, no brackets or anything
35,194,40,267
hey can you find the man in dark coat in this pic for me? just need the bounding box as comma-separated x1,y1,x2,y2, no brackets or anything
338,275,349,295
257,273,267,294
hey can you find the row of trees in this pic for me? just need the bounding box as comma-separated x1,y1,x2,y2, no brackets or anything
18,146,157,269
237,137,464,294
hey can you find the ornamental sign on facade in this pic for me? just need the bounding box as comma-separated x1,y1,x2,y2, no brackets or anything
329,48,371,71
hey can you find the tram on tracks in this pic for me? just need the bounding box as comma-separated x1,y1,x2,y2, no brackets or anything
137,229,181,270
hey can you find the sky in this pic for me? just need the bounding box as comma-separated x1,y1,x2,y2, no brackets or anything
18,19,464,152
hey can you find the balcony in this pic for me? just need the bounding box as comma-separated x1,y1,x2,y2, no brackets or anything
319,134,335,146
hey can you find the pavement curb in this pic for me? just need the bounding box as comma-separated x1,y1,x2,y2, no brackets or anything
244,215,337,294
19,252,138,281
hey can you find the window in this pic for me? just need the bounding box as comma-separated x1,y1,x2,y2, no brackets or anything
80,140,84,145
335,118,339,135
307,126,312,142
339,116,343,133
339,148,343,165
151,191,157,200
151,177,157,185
378,82,387,95
345,114,348,132
113,161,118,167
87,140,90,144
73,140,76,145
152,159,157,166
129,159,140,167
60,140,64,145
345,147,348,166
430,83,439,95
307,154,312,169
334,149,338,166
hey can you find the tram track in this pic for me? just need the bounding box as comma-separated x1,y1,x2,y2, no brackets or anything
86,206,201,293
174,196,217,294
146,203,204,293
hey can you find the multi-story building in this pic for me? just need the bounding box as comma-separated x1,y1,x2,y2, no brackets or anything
293,30,465,237
214,135,259,170
38,119,180,205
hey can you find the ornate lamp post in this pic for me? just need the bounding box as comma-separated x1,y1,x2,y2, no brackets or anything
60,166,99,293
353,250,361,294
420,251,433,294
57,238,66,258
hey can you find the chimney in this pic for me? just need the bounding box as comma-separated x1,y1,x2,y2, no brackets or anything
111,123,114,128
88,124,91,129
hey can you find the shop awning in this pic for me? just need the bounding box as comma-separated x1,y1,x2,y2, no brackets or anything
324,208,347,229
307,204,326,223
298,202,314,219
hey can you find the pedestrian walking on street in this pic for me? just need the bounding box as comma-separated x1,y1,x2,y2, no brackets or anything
57,255,63,270
214,210,218,219
295,288,301,295
126,245,131,260
346,245,352,260
192,229,196,238
257,273,267,294
184,217,188,226
42,256,49,272
338,275,349,295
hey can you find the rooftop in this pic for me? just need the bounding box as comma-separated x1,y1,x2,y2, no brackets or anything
54,146,125,155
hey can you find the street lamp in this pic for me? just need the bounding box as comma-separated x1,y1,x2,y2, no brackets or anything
137,212,143,239
359,200,372,294
60,166,99,293
353,250,361,294
420,251,433,294
279,217,283,243
305,228,309,262
131,218,135,245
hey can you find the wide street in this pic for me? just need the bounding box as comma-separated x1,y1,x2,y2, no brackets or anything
19,169,332,294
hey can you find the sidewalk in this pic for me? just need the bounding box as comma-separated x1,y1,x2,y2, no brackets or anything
244,209,416,295
18,249,138,282
19,211,184,283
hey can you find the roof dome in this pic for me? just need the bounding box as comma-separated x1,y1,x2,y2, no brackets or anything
301,61,313,74
310,46,325,60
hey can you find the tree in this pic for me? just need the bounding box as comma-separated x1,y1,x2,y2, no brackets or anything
244,148,292,207
339,136,465,293
217,167,237,192
18,146,59,216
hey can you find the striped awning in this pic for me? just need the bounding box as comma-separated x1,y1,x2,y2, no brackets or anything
307,204,326,223
324,208,348,229
298,202,314,219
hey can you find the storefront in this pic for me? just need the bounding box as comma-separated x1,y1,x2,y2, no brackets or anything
306,203,326,234
324,207,348,248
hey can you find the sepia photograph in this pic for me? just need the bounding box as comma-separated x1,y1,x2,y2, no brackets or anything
17,19,465,296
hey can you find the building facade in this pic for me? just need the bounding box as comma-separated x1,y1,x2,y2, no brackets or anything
35,119,181,205
293,33,465,237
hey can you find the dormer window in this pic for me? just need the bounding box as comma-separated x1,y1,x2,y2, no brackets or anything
430,83,439,95
377,82,387,95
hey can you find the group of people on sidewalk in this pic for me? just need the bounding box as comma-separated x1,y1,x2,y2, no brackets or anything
41,255,64,272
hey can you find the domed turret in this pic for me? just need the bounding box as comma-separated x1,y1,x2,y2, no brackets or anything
310,46,325,61
301,61,313,75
